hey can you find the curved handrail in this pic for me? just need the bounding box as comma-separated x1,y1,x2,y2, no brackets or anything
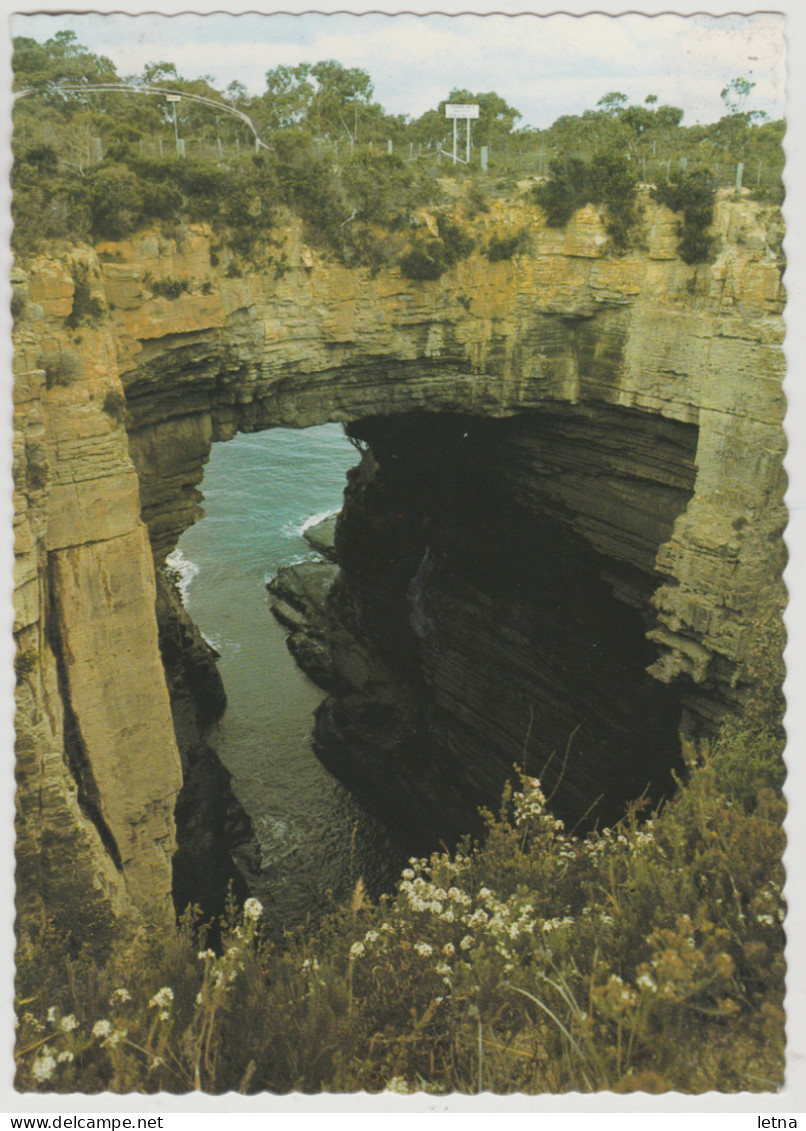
13,82,273,152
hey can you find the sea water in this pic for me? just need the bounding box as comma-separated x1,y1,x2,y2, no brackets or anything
172,424,403,931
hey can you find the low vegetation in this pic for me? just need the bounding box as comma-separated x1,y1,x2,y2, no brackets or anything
15,711,785,1095
533,153,640,252
652,169,718,264
11,33,783,267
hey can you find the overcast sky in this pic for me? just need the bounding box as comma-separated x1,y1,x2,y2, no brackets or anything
12,9,786,131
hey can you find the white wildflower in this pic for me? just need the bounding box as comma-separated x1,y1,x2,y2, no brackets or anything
477,887,492,901
148,987,174,1010
636,972,657,993
159,1010,170,1021
47,1006,57,1024
57,1051,74,1064
386,1076,410,1094
59,1014,78,1032
92,1020,112,1038
402,868,415,880
442,942,455,956
111,988,131,1003
32,1055,56,1082
243,897,263,921
460,934,474,951
364,930,379,944
414,942,433,957
349,941,366,959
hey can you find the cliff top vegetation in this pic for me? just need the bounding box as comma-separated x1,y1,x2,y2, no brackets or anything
12,31,784,269
15,711,785,1094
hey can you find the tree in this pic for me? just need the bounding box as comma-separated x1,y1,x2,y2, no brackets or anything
721,76,755,116
225,80,248,106
596,91,629,116
12,32,117,92
262,63,315,133
142,61,179,85
308,60,377,143
717,77,767,156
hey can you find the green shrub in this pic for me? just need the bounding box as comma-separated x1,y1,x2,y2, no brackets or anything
533,156,591,227
399,238,447,280
533,153,639,251
65,265,105,328
435,214,475,264
144,275,191,300
102,388,127,423
485,228,530,262
40,349,80,389
465,183,490,218
87,163,146,241
652,169,717,264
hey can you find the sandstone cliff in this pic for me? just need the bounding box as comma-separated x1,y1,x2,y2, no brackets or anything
12,190,786,930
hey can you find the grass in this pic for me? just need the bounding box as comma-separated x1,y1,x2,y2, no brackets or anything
14,714,785,1095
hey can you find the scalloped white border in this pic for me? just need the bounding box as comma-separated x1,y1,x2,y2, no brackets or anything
2,1,802,1118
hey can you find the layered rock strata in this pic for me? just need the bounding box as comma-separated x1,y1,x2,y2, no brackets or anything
12,191,786,930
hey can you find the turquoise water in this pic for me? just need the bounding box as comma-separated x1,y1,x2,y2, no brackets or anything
173,424,402,931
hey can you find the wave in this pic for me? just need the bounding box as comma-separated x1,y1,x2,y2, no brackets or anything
165,547,200,603
281,506,341,541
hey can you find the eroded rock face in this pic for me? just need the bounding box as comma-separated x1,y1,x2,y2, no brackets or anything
12,192,786,930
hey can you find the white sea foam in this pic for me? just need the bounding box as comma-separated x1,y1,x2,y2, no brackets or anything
201,630,222,653
165,547,200,603
282,506,341,541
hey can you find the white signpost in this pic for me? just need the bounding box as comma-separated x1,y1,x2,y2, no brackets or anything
445,103,479,165
165,92,181,151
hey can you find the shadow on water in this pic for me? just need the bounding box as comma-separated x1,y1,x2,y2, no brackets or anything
175,425,406,935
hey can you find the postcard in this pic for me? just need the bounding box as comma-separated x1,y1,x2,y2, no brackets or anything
4,0,804,1118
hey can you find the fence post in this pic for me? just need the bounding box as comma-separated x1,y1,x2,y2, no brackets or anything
91,137,103,164
666,158,671,183
388,139,393,155
757,161,762,186
177,138,186,157
481,145,488,172
218,138,223,158
159,139,164,157
735,161,744,191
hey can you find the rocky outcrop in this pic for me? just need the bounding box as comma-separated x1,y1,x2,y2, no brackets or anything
12,190,786,930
